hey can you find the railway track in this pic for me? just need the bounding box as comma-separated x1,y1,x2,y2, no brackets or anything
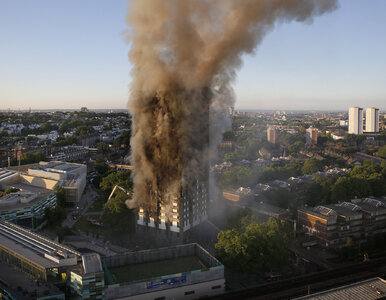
207,257,386,299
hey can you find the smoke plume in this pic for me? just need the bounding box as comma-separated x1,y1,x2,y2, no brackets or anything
126,0,338,218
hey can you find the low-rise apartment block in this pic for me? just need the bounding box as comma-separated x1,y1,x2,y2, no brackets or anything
298,198,386,247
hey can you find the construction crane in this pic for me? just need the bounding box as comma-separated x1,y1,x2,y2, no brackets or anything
108,185,132,204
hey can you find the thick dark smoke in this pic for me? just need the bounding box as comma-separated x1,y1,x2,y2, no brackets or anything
125,0,338,218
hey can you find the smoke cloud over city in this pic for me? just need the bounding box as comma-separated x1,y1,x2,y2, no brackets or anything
125,0,338,217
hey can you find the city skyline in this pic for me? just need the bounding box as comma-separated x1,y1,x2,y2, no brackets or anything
0,0,386,111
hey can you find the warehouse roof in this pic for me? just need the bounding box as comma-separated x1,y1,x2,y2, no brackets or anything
296,277,386,299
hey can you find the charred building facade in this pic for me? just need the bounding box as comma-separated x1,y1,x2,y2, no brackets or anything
134,89,210,235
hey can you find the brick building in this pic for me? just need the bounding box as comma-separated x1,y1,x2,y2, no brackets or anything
298,198,386,248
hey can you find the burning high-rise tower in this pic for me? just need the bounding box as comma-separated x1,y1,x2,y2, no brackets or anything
135,88,211,234
125,0,338,236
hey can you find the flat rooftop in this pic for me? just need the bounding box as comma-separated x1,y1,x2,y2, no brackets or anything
0,183,52,211
296,277,386,299
103,243,223,285
7,161,85,177
0,169,17,181
0,221,80,269
107,255,208,284
0,191,36,207
0,261,64,300
83,253,103,274
29,161,83,173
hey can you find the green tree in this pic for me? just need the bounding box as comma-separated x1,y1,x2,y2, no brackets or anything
215,218,291,272
349,161,385,197
54,185,66,207
263,188,301,217
54,136,78,147
302,158,324,175
226,208,256,232
94,158,109,175
288,141,305,155
97,143,108,154
104,189,130,214
378,146,386,159
99,170,135,234
76,125,95,136
305,174,334,206
100,170,133,194
113,130,131,148
20,152,46,165
0,130,8,137
224,149,243,162
4,187,20,195
217,166,258,189
331,176,373,201
381,160,386,176
103,189,135,234
40,123,53,133
260,160,303,182
45,206,66,227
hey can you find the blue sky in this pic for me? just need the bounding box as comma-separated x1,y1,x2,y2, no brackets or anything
0,0,385,111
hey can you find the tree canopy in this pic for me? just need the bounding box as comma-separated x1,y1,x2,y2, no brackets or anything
100,170,133,194
217,166,259,189
260,160,303,182
99,170,135,234
94,158,109,175
20,152,46,165
302,158,324,174
215,218,291,272
378,146,386,159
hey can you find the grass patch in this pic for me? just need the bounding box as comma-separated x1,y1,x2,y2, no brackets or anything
87,197,106,212
107,256,207,284
73,215,106,236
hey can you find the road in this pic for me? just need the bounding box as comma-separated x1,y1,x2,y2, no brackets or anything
62,185,99,228
207,257,386,300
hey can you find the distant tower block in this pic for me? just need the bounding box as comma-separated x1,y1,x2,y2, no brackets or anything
306,127,318,144
365,107,379,133
348,107,363,135
267,127,276,144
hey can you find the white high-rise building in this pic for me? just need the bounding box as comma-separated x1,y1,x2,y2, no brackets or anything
365,107,379,133
348,107,363,135
306,127,318,144
267,127,276,144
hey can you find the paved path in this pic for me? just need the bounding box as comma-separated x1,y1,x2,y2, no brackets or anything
62,185,99,228
85,211,103,216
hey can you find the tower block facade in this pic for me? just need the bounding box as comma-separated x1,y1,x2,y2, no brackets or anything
136,88,210,236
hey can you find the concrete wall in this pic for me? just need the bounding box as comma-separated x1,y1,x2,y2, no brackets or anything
77,173,86,201
70,164,87,176
104,244,222,269
103,244,225,299
105,245,194,268
63,174,86,203
106,278,224,300
28,169,66,181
